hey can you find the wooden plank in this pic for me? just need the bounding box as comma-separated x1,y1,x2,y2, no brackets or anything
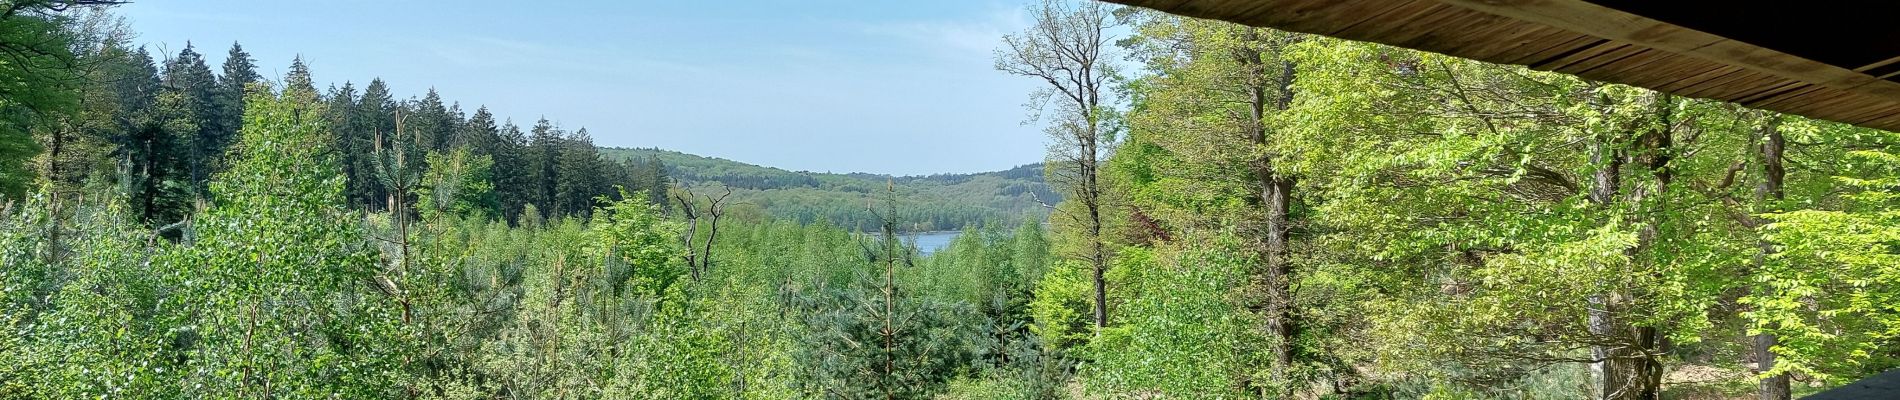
1745,85,1826,110
1102,0,1900,131
1330,2,1453,41
1531,41,1625,71
1551,43,1646,76
1831,97,1900,125
1653,64,1745,93
1573,48,1667,78
1500,35,1599,66
1461,24,1569,62
1389,11,1519,53
1676,71,1756,99
1711,73,1801,101
1434,0,1900,106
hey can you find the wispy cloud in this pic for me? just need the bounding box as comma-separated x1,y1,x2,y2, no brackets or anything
420,35,712,78
857,6,1027,58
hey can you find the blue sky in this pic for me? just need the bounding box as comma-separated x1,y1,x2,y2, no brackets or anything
116,0,1051,175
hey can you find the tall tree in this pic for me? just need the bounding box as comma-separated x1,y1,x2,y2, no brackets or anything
0,1,102,199
159,42,219,197
213,42,257,166
526,118,560,218
553,127,604,217
493,119,530,223
325,82,364,209
457,106,505,216
282,56,315,96
997,0,1119,329
353,78,395,210
106,46,187,225
1748,114,1790,400
1117,15,1305,394
32,11,129,194
409,88,454,152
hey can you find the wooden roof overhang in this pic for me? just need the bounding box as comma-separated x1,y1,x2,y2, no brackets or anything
1103,0,1900,132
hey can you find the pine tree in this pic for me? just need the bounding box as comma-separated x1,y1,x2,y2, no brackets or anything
637,156,669,210
445,101,467,148
106,46,191,226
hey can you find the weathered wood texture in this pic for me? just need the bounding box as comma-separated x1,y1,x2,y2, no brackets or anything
1104,0,1900,131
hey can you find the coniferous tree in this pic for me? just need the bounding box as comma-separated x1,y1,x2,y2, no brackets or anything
526,118,560,218
494,120,531,223
324,82,364,209
455,106,506,216
213,42,257,162
553,127,604,217
354,78,396,210
159,43,220,197
637,156,670,210
283,56,316,96
104,46,183,225
410,88,454,152
445,101,467,148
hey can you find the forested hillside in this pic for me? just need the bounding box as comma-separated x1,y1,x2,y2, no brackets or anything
2,1,1898,400
601,147,1056,232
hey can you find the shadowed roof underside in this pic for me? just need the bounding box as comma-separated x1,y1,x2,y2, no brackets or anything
1103,0,1900,132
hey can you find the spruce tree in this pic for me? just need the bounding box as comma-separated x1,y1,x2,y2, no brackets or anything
110,47,192,226
410,88,453,152
283,56,316,96
495,120,530,223
459,106,506,217
160,43,221,197
325,82,365,209
526,118,560,219
355,79,396,210
214,42,258,166
553,127,604,217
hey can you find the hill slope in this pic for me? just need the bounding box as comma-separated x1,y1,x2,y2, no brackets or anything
599,147,1057,232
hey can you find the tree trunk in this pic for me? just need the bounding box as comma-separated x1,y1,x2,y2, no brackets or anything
1256,33,1302,392
1086,134,1107,329
1753,117,1790,400
1586,107,1635,400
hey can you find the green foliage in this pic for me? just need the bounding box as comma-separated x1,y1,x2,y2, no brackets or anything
418,147,495,219
602,147,1055,232
164,83,404,397
0,191,182,399
12,4,1900,399
1081,243,1263,399
0,3,85,200
1746,120,1900,383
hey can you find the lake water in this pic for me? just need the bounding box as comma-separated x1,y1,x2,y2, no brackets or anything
903,231,961,255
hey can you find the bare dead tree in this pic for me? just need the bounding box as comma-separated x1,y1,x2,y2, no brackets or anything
674,185,732,281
